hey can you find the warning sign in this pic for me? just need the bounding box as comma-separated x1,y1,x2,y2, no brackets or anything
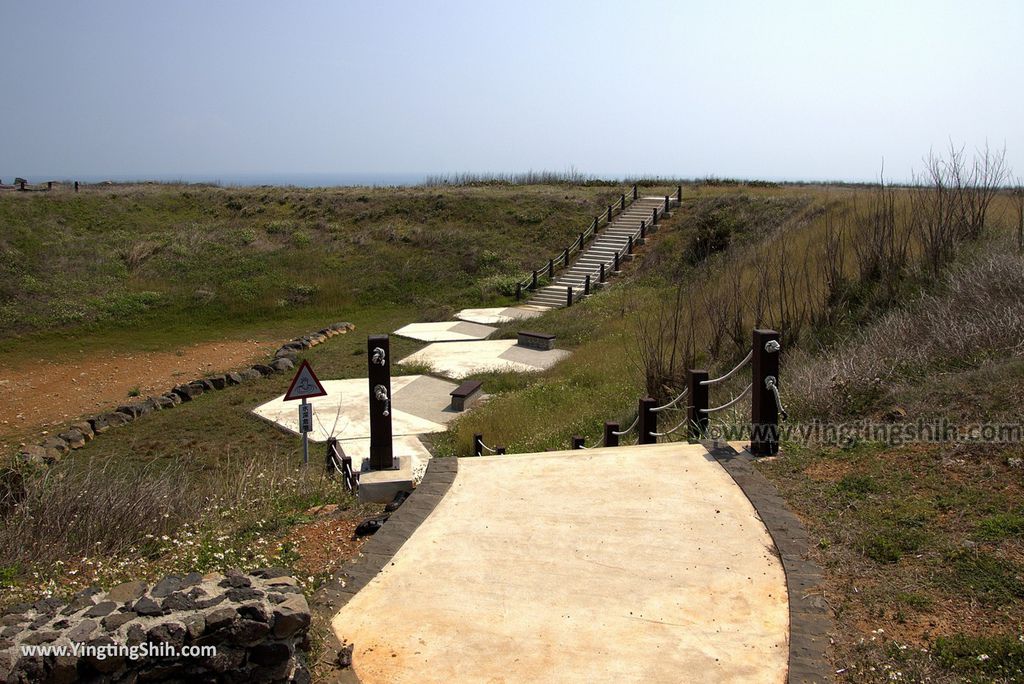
283,360,328,401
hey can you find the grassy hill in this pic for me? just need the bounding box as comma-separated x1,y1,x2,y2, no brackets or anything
1,175,1022,681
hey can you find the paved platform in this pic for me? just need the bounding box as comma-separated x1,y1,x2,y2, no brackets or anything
331,443,789,683
335,435,433,484
454,304,550,325
398,339,570,379
393,320,497,342
252,376,458,442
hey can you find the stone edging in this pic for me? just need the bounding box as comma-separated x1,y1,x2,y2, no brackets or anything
311,456,459,683
704,442,833,684
14,322,355,469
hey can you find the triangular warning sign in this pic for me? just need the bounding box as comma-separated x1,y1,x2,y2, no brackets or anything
283,360,328,401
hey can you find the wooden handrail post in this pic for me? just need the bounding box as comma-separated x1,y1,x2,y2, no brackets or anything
603,422,620,447
620,194,625,210
532,270,538,289
752,329,781,456
584,274,591,295
652,207,658,225
638,397,657,444
676,185,682,202
515,283,522,300
627,235,634,255
579,231,585,250
572,436,585,450
632,184,638,200
614,251,620,272
599,262,606,283
593,217,599,235
664,195,670,213
563,247,570,266
473,433,484,457
640,219,647,239
566,286,574,307
607,205,613,222
687,369,709,440
495,446,507,455
548,259,554,279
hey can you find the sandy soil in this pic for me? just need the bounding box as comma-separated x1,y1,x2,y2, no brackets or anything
0,339,277,447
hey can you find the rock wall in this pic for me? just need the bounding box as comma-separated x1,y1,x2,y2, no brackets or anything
15,322,355,469
0,569,311,683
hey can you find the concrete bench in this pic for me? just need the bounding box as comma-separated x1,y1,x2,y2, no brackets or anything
517,331,555,351
450,380,484,411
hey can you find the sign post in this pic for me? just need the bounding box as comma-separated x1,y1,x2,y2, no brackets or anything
283,360,328,465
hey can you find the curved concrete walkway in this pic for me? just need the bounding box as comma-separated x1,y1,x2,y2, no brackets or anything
331,443,789,683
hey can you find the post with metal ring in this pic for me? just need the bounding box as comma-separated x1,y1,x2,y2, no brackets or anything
572,436,585,450
473,433,484,457
603,422,619,447
368,334,394,470
687,369,709,440
638,397,657,445
751,329,781,456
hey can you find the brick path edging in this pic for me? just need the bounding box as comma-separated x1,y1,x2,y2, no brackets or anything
705,442,833,684
311,456,458,683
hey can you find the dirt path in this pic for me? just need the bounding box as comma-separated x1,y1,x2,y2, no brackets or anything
0,339,277,447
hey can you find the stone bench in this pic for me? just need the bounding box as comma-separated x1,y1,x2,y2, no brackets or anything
450,380,484,411
517,331,555,351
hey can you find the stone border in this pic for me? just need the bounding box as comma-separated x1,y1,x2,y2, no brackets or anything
311,456,459,683
704,442,833,684
14,322,355,469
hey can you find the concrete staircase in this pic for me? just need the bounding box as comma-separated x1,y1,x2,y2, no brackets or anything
527,195,677,308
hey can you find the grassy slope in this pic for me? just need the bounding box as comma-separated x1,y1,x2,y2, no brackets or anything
2,181,1022,682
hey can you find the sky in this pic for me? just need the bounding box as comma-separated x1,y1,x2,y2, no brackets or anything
1,0,1022,183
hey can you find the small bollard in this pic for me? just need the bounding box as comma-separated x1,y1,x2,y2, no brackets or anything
607,205,612,222
548,259,555,278
368,335,394,470
637,397,658,445
584,274,591,295
632,184,638,200
752,329,782,456
563,247,570,267
532,270,538,289
676,185,682,202
603,422,620,447
627,235,634,255
664,195,670,213
600,262,606,283
495,446,507,455
640,219,647,239
593,217,599,235
515,282,522,300
579,231,585,250
614,251,620,272
652,207,658,225
619,194,625,210
566,286,574,307
572,436,585,450
687,369,710,440
473,433,484,457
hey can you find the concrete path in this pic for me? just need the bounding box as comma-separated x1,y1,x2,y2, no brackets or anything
398,339,571,380
393,321,497,342
454,305,551,325
332,443,789,683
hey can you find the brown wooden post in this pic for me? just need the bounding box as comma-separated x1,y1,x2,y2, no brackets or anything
515,282,522,300
632,184,638,200
620,194,625,210
368,334,394,470
664,195,670,213
566,286,573,307
579,232,585,250
614,251,620,272
584,274,591,295
548,259,554,279
607,205,613,222
640,219,647,239
599,262,606,283
572,436,585,450
495,446,507,455
652,207,658,225
751,329,781,456
563,247,570,267
532,270,538,289
473,433,484,456
676,185,682,202
687,369,709,440
627,235,634,255
638,397,658,444
603,422,619,447
592,217,599,235
74,181,79,192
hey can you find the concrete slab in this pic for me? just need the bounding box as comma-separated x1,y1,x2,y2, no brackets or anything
332,443,789,683
393,321,497,342
357,456,414,504
454,304,551,325
252,376,459,442
398,339,570,380
336,436,433,485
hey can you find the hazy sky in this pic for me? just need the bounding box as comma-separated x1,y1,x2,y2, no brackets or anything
1,1,1021,182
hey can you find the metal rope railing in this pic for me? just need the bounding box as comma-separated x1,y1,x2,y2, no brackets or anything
649,412,691,438
701,383,753,414
611,414,639,436
700,350,753,386
651,387,688,413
